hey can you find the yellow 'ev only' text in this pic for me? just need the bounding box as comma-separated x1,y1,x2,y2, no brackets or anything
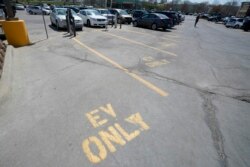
82,103,150,164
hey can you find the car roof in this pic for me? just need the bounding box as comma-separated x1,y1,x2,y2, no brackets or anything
55,8,66,10
134,10,146,12
81,9,97,11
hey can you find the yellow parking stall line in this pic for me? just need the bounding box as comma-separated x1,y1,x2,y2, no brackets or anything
101,32,177,57
162,43,176,47
125,28,180,38
73,38,168,97
120,29,179,42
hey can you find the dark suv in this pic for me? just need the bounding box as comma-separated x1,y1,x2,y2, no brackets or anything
242,18,250,31
155,11,178,27
132,10,148,20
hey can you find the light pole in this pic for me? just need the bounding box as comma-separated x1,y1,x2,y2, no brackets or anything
110,0,113,8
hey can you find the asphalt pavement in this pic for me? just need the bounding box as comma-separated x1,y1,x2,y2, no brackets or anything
0,11,250,167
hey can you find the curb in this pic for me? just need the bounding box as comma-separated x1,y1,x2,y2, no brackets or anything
0,45,13,101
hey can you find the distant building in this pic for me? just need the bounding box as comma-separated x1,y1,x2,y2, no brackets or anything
237,2,250,17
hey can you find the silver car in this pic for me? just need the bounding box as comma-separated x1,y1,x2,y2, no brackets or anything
26,6,51,15
97,9,115,24
50,8,83,31
0,9,5,20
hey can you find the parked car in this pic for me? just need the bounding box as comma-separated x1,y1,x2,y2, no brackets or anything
133,13,171,31
78,6,93,10
222,17,230,25
125,9,133,15
79,9,107,27
64,6,80,14
109,9,132,24
155,11,178,27
0,8,5,19
132,10,148,20
26,6,50,15
169,11,181,24
207,15,222,22
226,18,244,28
242,18,250,31
97,9,115,24
50,8,83,30
201,13,209,19
15,3,25,10
179,13,185,21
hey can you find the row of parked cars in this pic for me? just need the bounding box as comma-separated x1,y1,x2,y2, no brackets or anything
132,10,184,30
48,6,185,31
223,17,250,31
204,14,250,32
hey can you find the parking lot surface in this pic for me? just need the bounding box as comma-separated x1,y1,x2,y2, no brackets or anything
0,11,250,167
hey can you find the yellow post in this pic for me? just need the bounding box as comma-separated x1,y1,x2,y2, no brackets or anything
2,20,30,47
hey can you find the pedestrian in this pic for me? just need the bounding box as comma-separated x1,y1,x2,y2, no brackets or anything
194,14,200,27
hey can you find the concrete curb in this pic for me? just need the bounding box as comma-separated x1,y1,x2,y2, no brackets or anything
0,45,13,101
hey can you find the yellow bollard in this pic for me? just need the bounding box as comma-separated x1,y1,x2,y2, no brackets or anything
2,20,30,47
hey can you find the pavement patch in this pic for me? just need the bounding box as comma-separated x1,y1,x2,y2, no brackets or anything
142,56,169,68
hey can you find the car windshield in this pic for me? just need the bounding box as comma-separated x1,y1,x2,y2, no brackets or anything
87,10,101,16
119,10,128,15
56,9,66,15
100,10,110,14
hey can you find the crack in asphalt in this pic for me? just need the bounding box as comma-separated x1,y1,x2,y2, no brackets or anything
200,92,228,167
136,69,250,103
57,53,250,104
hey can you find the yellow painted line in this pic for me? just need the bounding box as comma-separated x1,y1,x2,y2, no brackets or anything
162,43,176,47
102,32,177,57
89,28,178,43
159,37,178,43
125,29,179,38
73,38,168,97
117,29,179,42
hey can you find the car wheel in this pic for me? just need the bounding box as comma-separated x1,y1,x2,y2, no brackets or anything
133,21,138,27
234,25,239,29
151,23,157,30
87,20,91,27
29,11,33,15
